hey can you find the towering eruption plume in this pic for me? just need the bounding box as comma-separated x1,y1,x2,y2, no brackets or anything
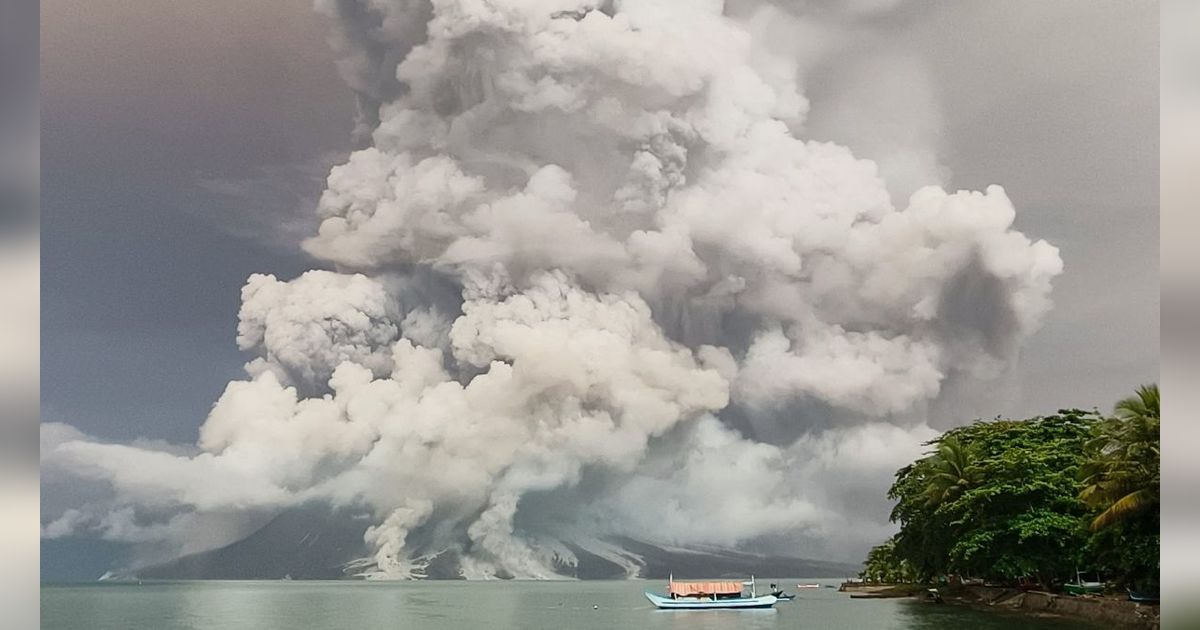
42,0,1062,578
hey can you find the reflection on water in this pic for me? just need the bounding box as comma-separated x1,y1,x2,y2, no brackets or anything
42,580,1098,630
662,608,779,630
895,595,1101,630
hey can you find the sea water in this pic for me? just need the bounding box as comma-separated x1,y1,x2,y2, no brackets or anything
41,579,1098,629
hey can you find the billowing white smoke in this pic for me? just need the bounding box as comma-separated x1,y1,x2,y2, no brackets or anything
238,271,403,389
42,0,1062,577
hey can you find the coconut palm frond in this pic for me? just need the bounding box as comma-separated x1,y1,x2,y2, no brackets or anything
921,436,979,509
1081,384,1160,531
1114,384,1159,421
1089,488,1157,531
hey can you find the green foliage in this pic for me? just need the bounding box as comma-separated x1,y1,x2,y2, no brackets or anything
920,436,980,509
859,537,917,583
1080,384,1160,531
872,385,1161,589
1082,511,1159,588
1078,384,1160,586
895,411,1097,583
940,411,1095,583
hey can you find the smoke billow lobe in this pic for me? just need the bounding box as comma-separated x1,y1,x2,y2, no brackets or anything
42,0,1063,577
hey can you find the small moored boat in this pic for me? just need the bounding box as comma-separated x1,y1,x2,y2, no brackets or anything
768,583,795,601
1127,589,1159,603
1063,581,1103,596
645,575,778,609
1064,570,1103,596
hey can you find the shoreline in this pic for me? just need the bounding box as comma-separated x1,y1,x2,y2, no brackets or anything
841,582,1160,629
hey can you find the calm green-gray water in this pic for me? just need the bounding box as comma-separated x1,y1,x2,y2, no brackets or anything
42,580,1097,629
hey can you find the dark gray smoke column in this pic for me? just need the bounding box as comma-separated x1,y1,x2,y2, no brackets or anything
41,0,1062,578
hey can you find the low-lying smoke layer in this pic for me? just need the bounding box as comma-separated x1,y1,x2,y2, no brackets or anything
42,0,1062,577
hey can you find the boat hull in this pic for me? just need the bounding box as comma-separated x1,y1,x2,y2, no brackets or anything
1063,582,1103,596
1127,589,1159,603
645,592,778,609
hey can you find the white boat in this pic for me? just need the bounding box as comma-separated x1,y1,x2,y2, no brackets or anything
1064,569,1104,596
796,583,821,589
645,575,778,610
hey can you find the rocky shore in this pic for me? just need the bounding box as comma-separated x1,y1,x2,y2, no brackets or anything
949,585,1159,629
838,582,925,599
842,582,1160,629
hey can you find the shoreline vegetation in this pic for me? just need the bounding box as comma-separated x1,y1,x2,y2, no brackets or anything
856,385,1160,629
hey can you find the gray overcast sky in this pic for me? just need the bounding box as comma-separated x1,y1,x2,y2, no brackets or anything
42,0,1157,445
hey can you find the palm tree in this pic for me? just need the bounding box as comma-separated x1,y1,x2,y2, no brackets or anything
922,436,979,509
1115,384,1160,424
1079,384,1160,531
861,538,917,584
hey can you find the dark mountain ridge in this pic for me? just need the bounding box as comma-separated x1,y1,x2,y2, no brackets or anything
131,504,859,580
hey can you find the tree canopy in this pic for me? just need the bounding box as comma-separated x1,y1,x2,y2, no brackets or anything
1080,384,1160,531
866,385,1160,590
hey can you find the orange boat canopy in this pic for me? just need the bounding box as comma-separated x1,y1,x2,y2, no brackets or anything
669,580,743,596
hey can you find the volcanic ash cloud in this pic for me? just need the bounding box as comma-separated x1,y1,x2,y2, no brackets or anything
42,0,1062,578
